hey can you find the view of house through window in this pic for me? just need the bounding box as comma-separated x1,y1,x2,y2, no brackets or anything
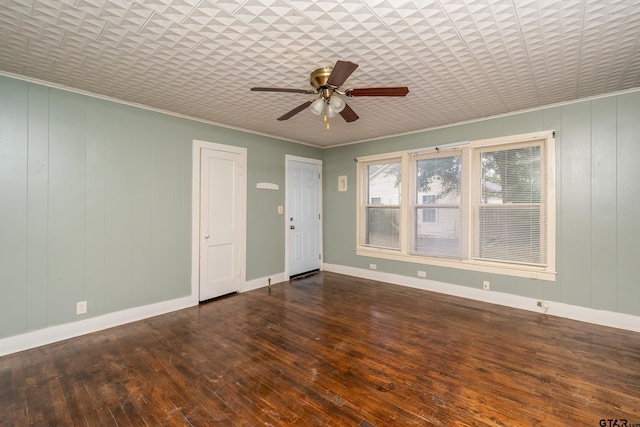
366,162,401,249
421,195,437,223
413,153,462,258
356,131,556,280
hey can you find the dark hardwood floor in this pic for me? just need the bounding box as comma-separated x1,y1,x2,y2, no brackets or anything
1,271,639,426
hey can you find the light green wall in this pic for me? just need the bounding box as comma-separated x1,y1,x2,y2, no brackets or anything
323,91,640,317
0,76,320,339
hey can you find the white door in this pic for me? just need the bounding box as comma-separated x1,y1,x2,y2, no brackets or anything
200,147,243,300
287,158,322,277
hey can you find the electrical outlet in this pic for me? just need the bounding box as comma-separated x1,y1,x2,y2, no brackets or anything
483,281,490,290
417,271,426,278
369,263,377,270
76,300,87,315
537,300,549,312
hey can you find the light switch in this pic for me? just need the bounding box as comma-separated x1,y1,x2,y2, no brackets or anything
277,205,283,214
338,175,347,192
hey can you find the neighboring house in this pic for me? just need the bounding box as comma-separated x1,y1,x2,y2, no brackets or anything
367,163,401,206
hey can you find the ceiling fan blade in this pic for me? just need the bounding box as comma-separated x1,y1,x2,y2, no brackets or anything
277,100,314,121
340,103,359,123
327,60,359,88
346,87,409,97
251,87,316,94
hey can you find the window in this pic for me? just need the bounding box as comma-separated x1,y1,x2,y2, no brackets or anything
356,131,556,281
362,160,401,249
413,153,461,258
475,142,545,265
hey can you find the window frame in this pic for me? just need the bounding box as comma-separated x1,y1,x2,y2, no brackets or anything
409,148,465,259
356,131,556,281
357,152,407,253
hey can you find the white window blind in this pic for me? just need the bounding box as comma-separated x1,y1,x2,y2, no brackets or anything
474,141,547,266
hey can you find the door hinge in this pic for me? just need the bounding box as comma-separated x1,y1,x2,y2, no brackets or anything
318,213,321,220
319,253,322,260
238,166,243,176
318,173,321,179
552,130,556,138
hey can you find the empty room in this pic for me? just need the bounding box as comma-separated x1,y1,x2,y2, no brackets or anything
1,1,639,425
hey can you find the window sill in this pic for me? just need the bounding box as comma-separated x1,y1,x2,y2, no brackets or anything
356,247,557,281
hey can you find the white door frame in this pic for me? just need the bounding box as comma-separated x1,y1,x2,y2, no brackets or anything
191,140,247,302
285,155,323,280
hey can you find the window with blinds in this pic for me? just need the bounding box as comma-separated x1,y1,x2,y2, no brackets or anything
356,131,556,281
474,141,547,267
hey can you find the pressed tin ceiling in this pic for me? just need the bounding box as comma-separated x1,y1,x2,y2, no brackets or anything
1,0,639,147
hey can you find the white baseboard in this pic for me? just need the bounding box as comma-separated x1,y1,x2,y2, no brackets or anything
323,263,640,333
0,273,288,357
5,266,636,357
0,295,197,357
242,272,286,293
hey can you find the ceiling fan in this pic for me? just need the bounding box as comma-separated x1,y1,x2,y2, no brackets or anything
251,60,409,127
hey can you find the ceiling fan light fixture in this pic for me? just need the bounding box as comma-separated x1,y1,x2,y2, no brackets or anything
329,95,345,113
326,103,338,118
309,97,324,116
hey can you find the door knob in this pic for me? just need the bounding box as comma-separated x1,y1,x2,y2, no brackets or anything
204,233,210,239
290,225,295,230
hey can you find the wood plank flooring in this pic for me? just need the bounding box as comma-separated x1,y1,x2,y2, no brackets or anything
1,271,639,426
